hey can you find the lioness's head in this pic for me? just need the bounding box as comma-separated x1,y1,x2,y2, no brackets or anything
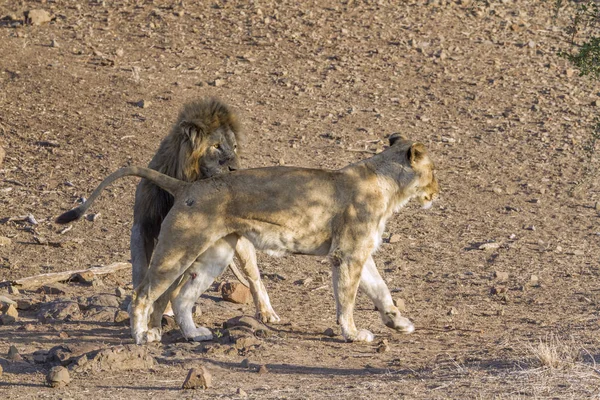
389,133,439,209
168,98,242,181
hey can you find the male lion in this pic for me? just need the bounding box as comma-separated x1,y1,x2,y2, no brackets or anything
57,134,438,344
57,98,279,341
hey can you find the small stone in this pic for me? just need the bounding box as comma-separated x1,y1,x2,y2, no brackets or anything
376,340,389,353
115,48,124,57
50,39,59,48
0,363,3,376
73,271,95,285
530,275,539,285
323,327,336,337
25,9,52,25
595,201,600,211
0,236,11,246
566,69,576,78
221,282,252,304
294,277,313,286
213,78,225,87
479,242,500,251
524,225,535,231
494,271,509,282
527,40,536,48
38,284,67,295
114,310,130,324
8,285,19,295
447,307,458,316
0,295,16,309
240,358,250,368
0,146,4,166
572,250,585,256
115,287,126,298
389,234,401,244
393,298,406,312
182,366,212,389
237,388,248,398
1,304,19,324
136,100,151,109
46,366,70,388
7,345,20,360
257,364,268,375
86,213,101,222
490,286,507,295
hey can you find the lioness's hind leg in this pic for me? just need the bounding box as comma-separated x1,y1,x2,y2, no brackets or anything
360,256,414,334
235,237,280,323
172,238,236,342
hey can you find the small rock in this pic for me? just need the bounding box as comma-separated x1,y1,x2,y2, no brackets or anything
8,285,19,295
524,225,536,231
240,358,250,368
73,271,95,285
490,286,507,295
213,78,225,87
38,284,68,295
294,277,313,286
221,282,252,304
393,298,406,312
494,271,509,282
25,9,52,25
50,39,59,48
1,304,18,324
114,310,130,324
0,363,3,376
566,68,576,78
323,327,336,337
182,366,212,389
46,366,70,388
0,295,16,309
7,345,20,361
237,388,248,398
115,48,124,57
0,145,5,166
115,287,126,298
16,298,36,310
530,275,539,285
389,233,401,244
572,249,585,256
86,213,101,222
479,242,500,251
376,340,389,353
0,236,11,246
257,364,268,375
447,307,458,316
595,201,600,211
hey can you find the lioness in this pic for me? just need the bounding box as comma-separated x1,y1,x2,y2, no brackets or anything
57,134,438,344
58,98,279,341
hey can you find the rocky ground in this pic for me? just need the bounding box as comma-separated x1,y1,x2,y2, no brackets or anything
1,0,600,399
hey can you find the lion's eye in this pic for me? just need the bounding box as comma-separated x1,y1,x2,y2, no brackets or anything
213,144,221,150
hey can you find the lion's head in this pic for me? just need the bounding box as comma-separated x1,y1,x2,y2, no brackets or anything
151,98,242,182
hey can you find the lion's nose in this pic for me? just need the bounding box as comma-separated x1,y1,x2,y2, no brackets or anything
228,165,238,172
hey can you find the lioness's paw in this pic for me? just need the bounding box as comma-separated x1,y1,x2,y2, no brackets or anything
257,310,281,324
344,329,375,343
133,331,148,345
146,328,163,343
186,327,213,342
384,312,415,334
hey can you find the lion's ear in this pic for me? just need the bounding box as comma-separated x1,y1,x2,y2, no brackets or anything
179,121,202,142
409,143,427,166
388,133,407,146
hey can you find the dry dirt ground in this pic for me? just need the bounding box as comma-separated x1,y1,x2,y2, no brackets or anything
0,0,600,399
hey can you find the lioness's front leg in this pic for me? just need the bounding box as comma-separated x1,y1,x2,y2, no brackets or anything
331,249,373,343
235,237,280,323
360,256,414,334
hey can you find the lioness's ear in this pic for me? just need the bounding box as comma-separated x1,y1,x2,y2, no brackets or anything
388,133,407,146
179,121,202,142
409,143,427,166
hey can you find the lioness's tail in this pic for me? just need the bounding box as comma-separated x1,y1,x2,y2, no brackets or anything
55,166,186,224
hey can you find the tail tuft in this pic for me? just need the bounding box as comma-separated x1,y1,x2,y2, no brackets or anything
55,208,84,224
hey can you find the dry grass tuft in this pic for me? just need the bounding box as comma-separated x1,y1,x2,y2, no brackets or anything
528,334,582,369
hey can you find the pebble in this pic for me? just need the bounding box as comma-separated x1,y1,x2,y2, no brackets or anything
1,304,19,324
240,358,250,368
530,275,539,285
221,282,252,304
7,345,21,361
323,327,336,337
389,234,401,244
494,271,509,282
26,9,52,25
50,39,59,48
393,298,406,312
114,310,130,324
46,366,70,388
258,364,268,375
447,307,458,316
0,146,5,166
136,100,151,109
237,388,248,398
115,48,124,57
376,340,389,353
182,366,212,389
0,236,11,246
479,242,500,251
